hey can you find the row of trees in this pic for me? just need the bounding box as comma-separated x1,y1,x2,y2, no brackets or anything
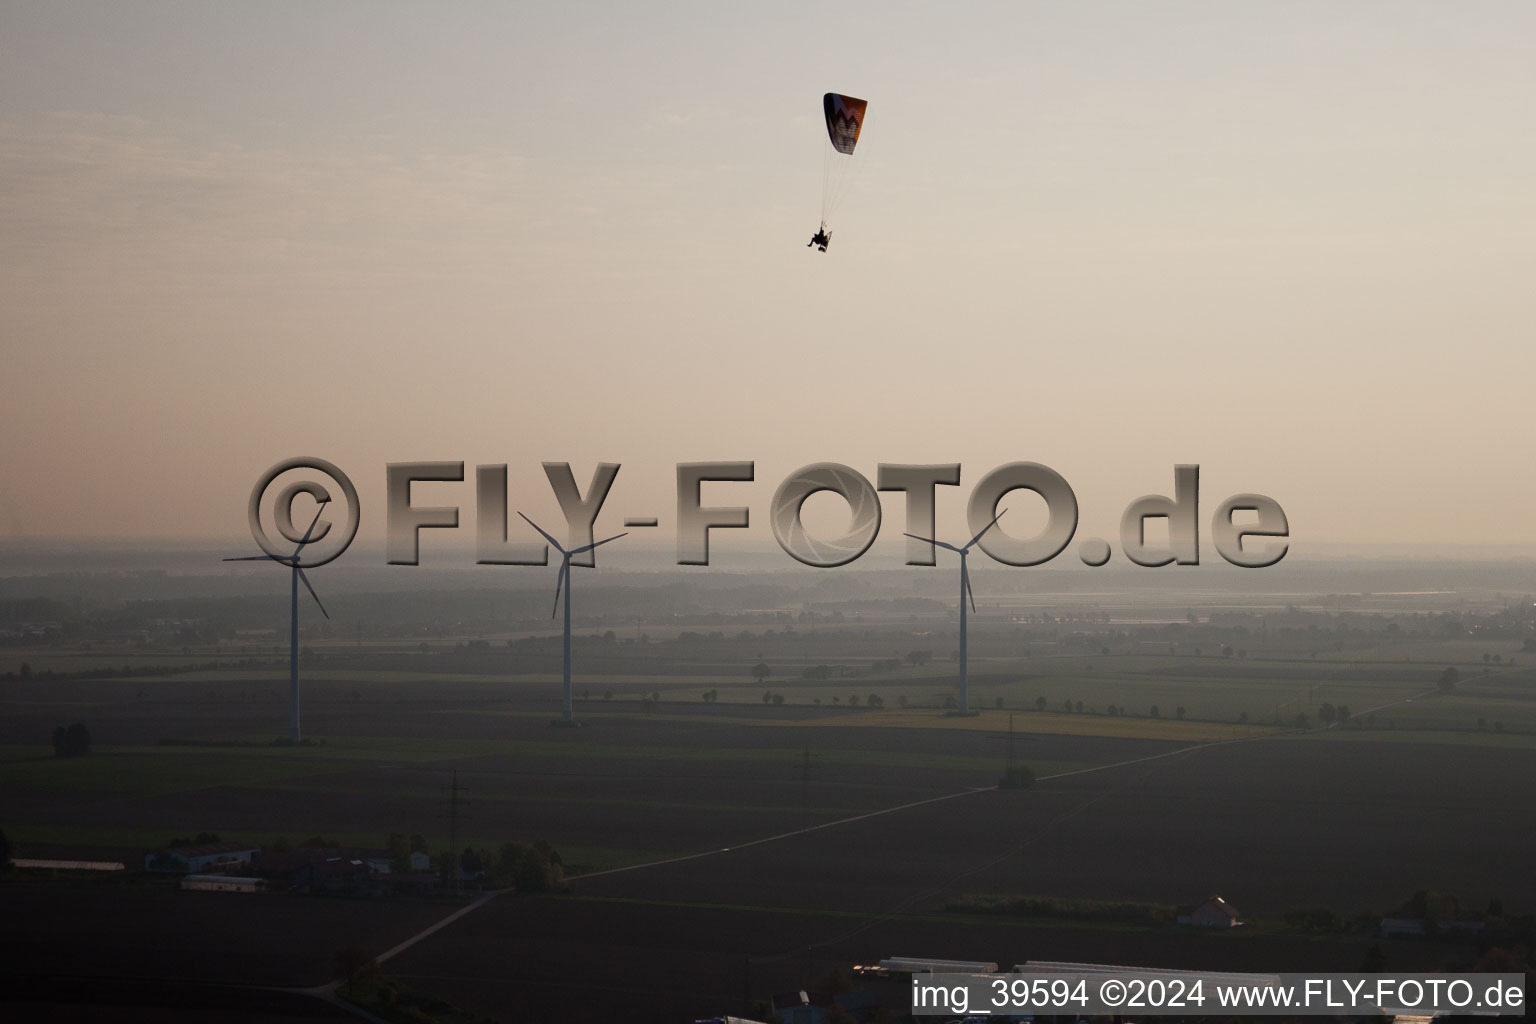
381,832,564,892
750,649,940,685
757,690,889,709
465,839,563,892
1317,703,1353,726
52,722,91,757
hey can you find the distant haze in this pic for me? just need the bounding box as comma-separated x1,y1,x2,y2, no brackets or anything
3,2,1533,549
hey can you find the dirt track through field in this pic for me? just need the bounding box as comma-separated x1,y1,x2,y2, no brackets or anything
353,686,1451,991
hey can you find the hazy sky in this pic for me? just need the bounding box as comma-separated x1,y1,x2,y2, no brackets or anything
3,2,1534,563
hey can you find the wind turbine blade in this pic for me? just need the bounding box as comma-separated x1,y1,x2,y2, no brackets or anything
569,531,628,556
292,500,331,558
223,555,287,563
962,508,1008,552
517,512,567,555
551,559,568,619
295,567,329,620
965,565,977,614
903,532,962,554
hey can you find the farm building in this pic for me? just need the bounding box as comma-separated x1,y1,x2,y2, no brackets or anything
144,841,261,874
1015,960,1278,988
11,859,125,872
1176,895,1241,927
1379,916,1485,938
181,874,267,893
870,956,999,974
769,990,875,1024
252,846,410,895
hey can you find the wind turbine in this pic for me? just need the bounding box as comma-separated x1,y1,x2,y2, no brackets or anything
905,508,1007,716
224,501,330,743
518,512,626,726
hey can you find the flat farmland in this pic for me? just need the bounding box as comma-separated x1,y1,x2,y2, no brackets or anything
4,650,1532,1023
0,695,1174,871
0,640,1491,741
384,891,1465,1024
0,884,451,987
568,734,1536,919
369,733,1536,1022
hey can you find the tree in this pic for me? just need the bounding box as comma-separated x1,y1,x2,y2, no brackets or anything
1438,666,1459,693
332,946,377,995
999,764,1035,789
1035,696,1047,712
1149,705,1160,718
386,832,411,873
516,846,563,892
750,661,772,685
51,721,91,757
905,650,932,667
1318,703,1337,727
867,693,884,709
1175,706,1186,720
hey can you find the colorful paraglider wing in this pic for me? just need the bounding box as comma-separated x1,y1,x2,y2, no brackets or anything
823,93,867,155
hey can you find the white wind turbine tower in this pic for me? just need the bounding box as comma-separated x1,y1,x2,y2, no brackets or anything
224,501,330,743
905,508,1007,717
518,512,626,726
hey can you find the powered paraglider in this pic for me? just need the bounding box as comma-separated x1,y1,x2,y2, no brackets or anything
809,92,867,252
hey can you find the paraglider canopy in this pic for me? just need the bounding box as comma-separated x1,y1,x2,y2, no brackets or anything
823,93,867,154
